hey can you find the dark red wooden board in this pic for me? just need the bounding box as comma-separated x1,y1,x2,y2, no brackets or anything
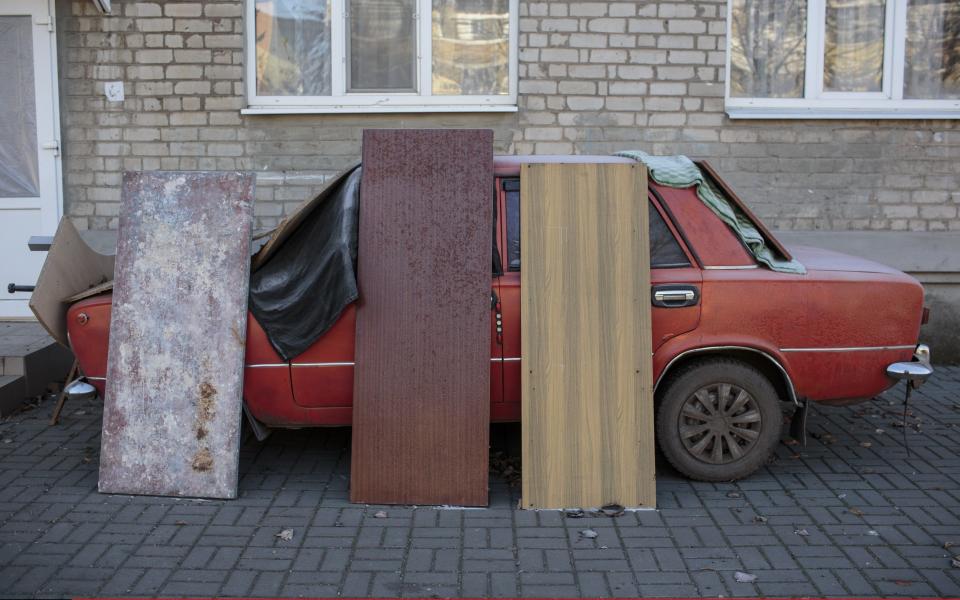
351,129,493,506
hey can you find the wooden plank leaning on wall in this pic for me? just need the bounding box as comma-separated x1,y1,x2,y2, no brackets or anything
521,163,656,509
351,129,493,506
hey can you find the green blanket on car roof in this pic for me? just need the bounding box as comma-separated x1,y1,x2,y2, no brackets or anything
616,150,806,275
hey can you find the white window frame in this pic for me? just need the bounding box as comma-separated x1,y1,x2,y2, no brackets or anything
243,0,518,114
726,0,960,119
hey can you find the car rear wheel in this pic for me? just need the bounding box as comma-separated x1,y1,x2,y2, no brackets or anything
656,358,782,482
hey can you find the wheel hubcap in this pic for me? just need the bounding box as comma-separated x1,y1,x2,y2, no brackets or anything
678,383,762,465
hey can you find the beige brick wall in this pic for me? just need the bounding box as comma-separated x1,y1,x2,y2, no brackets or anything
58,0,960,232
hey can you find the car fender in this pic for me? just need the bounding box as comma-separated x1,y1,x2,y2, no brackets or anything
653,333,799,405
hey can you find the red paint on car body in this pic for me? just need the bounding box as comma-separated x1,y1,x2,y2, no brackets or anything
66,156,925,427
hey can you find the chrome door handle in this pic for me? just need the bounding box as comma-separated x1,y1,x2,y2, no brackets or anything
651,285,700,308
654,290,694,303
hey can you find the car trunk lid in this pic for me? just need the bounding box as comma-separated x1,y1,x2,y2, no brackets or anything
788,245,906,275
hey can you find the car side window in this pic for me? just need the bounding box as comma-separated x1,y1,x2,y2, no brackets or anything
649,206,690,267
504,179,520,270
502,179,689,270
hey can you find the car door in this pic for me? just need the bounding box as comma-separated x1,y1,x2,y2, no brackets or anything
496,180,702,410
648,195,702,349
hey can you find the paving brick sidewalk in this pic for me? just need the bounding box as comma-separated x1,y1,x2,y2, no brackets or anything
1,367,959,598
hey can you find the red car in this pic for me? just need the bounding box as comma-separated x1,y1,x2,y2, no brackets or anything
66,156,931,481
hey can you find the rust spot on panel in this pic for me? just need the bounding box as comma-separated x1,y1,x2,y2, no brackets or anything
197,382,217,422
191,447,213,472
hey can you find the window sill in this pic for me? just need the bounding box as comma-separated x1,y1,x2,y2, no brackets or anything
242,104,519,115
726,101,960,120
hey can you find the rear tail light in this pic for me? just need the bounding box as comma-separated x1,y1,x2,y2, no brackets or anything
921,306,930,325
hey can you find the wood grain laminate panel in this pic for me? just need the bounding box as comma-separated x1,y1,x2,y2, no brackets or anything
351,129,492,506
520,163,655,509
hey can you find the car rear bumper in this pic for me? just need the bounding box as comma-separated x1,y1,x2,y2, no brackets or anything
886,343,934,389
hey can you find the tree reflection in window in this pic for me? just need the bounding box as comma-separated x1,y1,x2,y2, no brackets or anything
255,0,332,96
905,0,960,99
730,0,807,98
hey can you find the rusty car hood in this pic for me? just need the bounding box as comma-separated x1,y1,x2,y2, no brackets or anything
788,245,906,275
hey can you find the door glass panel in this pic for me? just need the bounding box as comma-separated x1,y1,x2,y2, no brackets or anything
904,0,960,99
824,0,886,93
255,0,332,96
348,0,417,92
729,0,807,98
0,16,39,198
432,0,509,95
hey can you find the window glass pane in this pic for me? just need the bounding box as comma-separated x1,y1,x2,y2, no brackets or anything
255,0,331,96
650,208,689,268
505,188,519,270
503,185,687,271
904,0,960,99
824,0,885,92
730,0,807,98
348,0,417,92
0,16,39,198
432,0,509,95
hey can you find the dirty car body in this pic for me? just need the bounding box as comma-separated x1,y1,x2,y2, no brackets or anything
66,156,930,481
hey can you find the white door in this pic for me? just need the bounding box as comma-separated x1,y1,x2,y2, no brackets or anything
0,0,61,318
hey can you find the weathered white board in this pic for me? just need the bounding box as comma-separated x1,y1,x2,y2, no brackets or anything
99,171,254,499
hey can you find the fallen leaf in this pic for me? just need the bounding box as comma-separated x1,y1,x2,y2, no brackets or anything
838,493,847,499
893,579,914,586
943,541,954,550
734,571,757,583
600,504,624,517
867,530,880,536
726,492,741,499
373,510,388,519
175,520,188,526
753,515,768,524
860,442,872,448
275,529,294,541
580,529,598,539
565,509,584,519
794,528,810,536
952,555,960,568
849,508,864,517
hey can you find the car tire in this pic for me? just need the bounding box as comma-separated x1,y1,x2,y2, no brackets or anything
656,358,782,482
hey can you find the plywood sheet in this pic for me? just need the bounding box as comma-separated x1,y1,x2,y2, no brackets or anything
29,218,115,345
520,163,655,509
351,129,492,506
99,171,254,499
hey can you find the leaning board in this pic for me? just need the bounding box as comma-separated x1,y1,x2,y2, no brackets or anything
351,129,492,506
99,171,254,499
521,163,655,509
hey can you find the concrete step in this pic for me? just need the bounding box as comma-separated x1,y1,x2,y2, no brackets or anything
0,375,27,417
0,322,74,417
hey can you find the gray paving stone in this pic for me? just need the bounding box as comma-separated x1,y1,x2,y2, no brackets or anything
2,366,960,597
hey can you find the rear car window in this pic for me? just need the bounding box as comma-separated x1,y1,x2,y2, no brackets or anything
503,179,689,270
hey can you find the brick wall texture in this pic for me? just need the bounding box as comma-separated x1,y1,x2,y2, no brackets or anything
58,0,960,232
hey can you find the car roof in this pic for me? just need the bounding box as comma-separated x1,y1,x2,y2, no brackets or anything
493,155,635,176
